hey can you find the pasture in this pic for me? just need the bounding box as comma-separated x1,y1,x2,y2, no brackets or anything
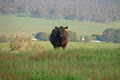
0,14,120,36
0,42,120,80
0,14,120,80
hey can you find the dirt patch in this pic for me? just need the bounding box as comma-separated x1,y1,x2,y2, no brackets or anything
29,53,58,60
102,77,118,80
29,53,79,60
0,64,5,68
50,65,82,70
0,73,18,80
0,56,26,60
60,54,78,58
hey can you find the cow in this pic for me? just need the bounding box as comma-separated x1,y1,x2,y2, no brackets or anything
50,26,69,49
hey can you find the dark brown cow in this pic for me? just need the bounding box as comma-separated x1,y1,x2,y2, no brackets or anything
50,26,69,49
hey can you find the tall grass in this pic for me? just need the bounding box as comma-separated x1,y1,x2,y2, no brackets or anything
0,42,120,80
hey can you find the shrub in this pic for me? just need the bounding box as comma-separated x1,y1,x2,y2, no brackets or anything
10,35,32,51
32,43,44,52
35,32,49,41
102,28,120,43
0,34,14,43
68,31,78,42
10,35,44,52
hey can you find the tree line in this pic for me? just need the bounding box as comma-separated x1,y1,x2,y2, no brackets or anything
85,28,120,43
0,28,120,43
0,0,120,23
34,31,78,42
34,28,120,43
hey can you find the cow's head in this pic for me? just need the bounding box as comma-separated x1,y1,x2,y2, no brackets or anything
55,26,68,37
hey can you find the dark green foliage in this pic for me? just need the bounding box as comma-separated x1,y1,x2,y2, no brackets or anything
113,29,120,43
102,28,120,43
84,36,93,42
64,15,76,20
102,28,116,42
35,31,78,42
68,31,78,42
48,9,56,17
35,32,49,41
92,34,102,41
30,10,42,18
0,0,120,23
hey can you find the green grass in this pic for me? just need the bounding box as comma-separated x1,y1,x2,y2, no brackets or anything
0,14,120,36
0,42,120,80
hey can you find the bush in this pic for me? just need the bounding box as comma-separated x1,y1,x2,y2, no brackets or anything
102,28,120,43
35,32,49,41
0,34,14,43
32,43,44,52
10,35,32,51
10,35,44,52
68,31,78,42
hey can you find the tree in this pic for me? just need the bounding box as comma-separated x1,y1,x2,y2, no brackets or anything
102,28,120,43
64,14,76,20
102,28,116,42
92,34,102,41
30,10,42,18
0,0,120,23
68,31,78,42
113,29,120,43
84,36,93,42
35,32,49,41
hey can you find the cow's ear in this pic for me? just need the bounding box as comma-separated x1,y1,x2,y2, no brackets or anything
55,26,58,29
64,26,68,29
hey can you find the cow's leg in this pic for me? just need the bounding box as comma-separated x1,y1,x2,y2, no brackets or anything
53,45,59,49
53,45,57,49
62,45,66,49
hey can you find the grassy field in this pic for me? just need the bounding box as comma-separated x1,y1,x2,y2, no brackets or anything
0,14,120,80
0,14,120,36
0,42,120,80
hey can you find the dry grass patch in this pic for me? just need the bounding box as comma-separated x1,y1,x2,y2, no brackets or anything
29,52,79,60
29,53,58,60
0,73,18,80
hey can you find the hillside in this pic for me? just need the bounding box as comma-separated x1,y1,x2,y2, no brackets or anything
0,0,120,23
0,15,120,36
